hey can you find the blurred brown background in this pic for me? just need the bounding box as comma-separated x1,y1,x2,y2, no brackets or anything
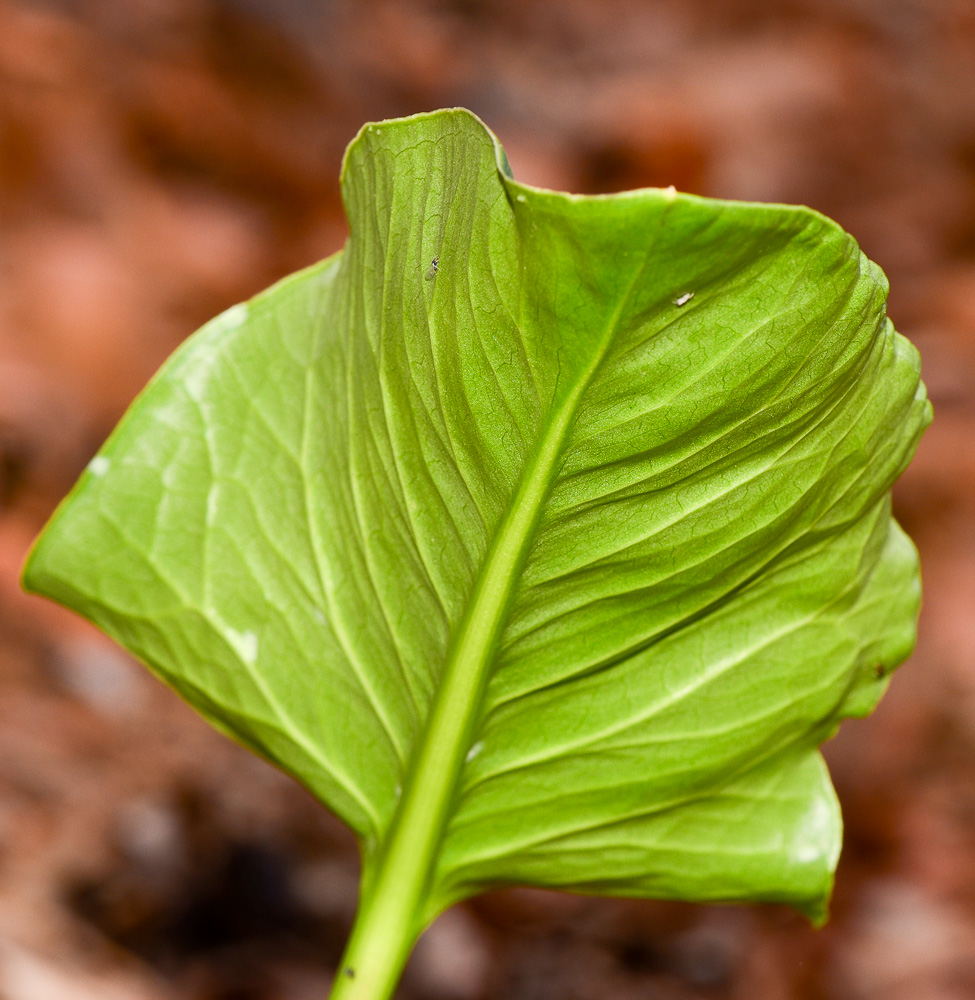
0,1,973,998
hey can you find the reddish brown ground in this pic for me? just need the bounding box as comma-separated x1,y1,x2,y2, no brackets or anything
0,2,973,998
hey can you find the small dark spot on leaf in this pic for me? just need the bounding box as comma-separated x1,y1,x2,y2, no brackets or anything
873,663,886,678
344,967,355,979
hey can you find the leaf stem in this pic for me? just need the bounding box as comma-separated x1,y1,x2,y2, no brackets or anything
326,878,418,1000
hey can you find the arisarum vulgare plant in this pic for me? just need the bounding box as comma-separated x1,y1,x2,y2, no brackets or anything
24,109,930,1000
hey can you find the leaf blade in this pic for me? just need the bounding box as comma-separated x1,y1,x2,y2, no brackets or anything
24,109,929,929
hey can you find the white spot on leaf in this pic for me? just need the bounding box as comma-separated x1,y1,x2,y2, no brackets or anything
218,302,249,330
225,628,258,665
664,184,677,200
465,741,484,763
88,456,110,477
791,795,834,865
673,292,694,307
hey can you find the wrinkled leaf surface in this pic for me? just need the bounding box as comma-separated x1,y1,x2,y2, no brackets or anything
24,109,930,923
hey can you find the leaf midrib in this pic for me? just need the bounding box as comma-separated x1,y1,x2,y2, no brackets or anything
355,249,650,929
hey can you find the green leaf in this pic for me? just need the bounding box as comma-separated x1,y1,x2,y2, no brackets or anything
24,109,929,991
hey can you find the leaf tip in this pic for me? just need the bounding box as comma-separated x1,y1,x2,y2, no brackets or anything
339,107,501,186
